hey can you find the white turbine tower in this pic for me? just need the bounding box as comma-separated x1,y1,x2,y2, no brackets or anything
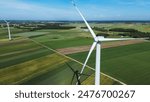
4,20,11,40
72,0,135,85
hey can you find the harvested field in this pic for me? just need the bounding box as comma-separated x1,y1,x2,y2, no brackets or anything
57,40,145,55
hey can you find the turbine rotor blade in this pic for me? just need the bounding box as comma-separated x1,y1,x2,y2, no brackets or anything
72,0,97,40
71,73,76,84
80,42,97,75
4,20,7,23
98,37,136,42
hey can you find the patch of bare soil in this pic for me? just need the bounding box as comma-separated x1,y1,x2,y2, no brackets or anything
57,40,145,55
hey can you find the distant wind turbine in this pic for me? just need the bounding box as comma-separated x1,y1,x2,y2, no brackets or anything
72,0,136,85
4,20,12,40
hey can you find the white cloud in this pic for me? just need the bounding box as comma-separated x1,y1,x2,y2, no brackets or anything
0,0,78,20
0,0,34,10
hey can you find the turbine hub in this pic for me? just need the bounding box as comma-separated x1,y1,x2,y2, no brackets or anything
95,36,104,42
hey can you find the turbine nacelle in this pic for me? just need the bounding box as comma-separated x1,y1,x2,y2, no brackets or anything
95,36,104,42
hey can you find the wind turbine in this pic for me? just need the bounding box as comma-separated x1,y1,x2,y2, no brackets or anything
4,20,12,40
72,0,135,85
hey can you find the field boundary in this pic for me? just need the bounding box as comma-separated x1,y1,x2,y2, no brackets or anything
29,38,126,85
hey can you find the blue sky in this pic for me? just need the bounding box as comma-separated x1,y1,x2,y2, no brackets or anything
0,0,150,20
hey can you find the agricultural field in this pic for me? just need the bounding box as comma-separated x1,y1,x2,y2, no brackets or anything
0,38,94,85
15,29,93,49
0,21,150,85
68,42,150,85
0,26,96,85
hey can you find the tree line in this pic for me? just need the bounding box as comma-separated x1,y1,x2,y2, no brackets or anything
92,27,150,38
15,23,76,31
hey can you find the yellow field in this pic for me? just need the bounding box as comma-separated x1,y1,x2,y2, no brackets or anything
0,53,69,84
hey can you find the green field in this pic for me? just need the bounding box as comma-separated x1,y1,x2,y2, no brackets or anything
13,28,94,49
68,42,150,85
0,22,150,85
0,38,94,85
0,32,119,85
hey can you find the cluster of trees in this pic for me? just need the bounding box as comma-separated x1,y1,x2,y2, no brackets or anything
80,27,88,29
0,24,15,28
110,28,150,38
109,28,138,33
15,23,76,31
93,27,140,34
90,27,150,39
93,27,108,32
119,32,150,38
81,27,108,32
36,23,76,30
